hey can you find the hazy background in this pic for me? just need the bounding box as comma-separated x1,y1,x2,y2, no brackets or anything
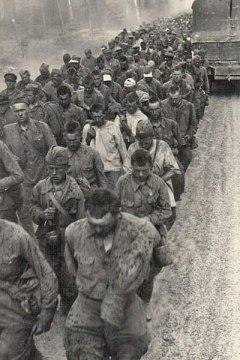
0,0,193,85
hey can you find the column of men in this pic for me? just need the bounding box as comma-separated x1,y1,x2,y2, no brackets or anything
0,15,210,360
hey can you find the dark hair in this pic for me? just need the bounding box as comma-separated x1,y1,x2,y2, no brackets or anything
92,69,101,77
126,91,139,103
83,75,94,86
64,120,81,134
63,53,71,63
119,55,128,63
90,103,104,113
149,96,159,104
85,189,121,218
131,149,152,167
57,85,71,97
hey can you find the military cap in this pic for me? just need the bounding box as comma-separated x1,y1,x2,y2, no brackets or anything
46,145,69,166
25,83,40,94
113,46,122,52
138,91,150,104
51,68,62,76
39,63,49,73
124,78,136,88
4,73,17,82
71,55,81,63
168,85,181,98
164,52,174,59
136,120,154,139
19,69,30,77
144,67,153,78
12,95,29,105
0,93,9,105
132,44,140,49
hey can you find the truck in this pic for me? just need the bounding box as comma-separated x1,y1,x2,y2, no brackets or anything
191,0,240,82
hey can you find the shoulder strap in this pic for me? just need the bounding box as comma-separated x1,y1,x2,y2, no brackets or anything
48,191,74,223
152,140,160,164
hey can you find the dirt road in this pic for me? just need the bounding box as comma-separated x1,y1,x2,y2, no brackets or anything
37,88,240,359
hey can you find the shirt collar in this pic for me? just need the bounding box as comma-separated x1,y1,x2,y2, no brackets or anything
131,173,154,192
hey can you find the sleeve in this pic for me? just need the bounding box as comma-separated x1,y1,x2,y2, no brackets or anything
93,150,108,188
114,126,131,172
0,142,24,191
41,122,57,149
187,104,198,137
114,221,159,294
148,179,172,226
171,120,182,147
30,183,45,225
19,228,59,309
64,224,78,277
81,124,90,146
163,142,181,175
44,103,61,139
76,191,85,220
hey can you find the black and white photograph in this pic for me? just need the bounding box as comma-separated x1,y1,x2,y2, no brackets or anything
0,0,239,359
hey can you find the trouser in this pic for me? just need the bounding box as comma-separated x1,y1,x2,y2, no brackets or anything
172,157,185,201
18,183,35,237
178,146,192,172
64,293,149,360
0,327,43,360
104,171,122,191
43,250,77,316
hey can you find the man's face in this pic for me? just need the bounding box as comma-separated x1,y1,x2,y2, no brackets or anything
91,110,105,127
21,73,30,85
105,51,112,61
58,93,71,108
0,104,8,115
169,95,181,106
149,101,162,122
87,211,118,237
93,75,102,88
144,76,152,84
12,103,29,124
132,162,151,183
5,80,16,90
52,75,62,87
120,60,128,71
84,83,94,95
85,51,91,58
193,58,200,67
166,58,173,67
126,100,138,114
138,136,153,151
41,70,50,78
26,92,36,105
173,70,182,83
48,164,67,185
141,43,147,51
65,132,81,152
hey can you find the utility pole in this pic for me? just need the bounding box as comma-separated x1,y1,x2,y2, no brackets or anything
41,0,47,31
67,0,74,23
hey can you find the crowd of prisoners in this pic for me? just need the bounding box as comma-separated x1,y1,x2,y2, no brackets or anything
0,13,211,360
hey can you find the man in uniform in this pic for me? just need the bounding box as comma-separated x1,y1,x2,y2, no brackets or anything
128,120,180,229
45,85,86,146
0,219,58,360
31,145,85,316
43,69,73,103
24,83,46,122
64,120,108,189
0,94,18,130
162,66,192,102
4,97,56,236
137,67,163,100
0,72,21,105
35,63,51,88
0,140,24,222
82,49,97,72
161,85,197,171
116,149,172,319
82,103,130,190
159,52,174,84
64,188,160,360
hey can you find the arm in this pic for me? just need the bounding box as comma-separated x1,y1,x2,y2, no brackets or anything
0,142,24,191
114,126,131,172
162,142,181,178
31,184,46,225
93,150,108,188
147,179,172,225
65,224,78,278
186,103,197,138
41,122,57,149
19,228,58,333
76,192,85,220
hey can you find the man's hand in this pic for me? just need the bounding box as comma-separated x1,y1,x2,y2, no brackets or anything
41,207,56,220
32,306,57,336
